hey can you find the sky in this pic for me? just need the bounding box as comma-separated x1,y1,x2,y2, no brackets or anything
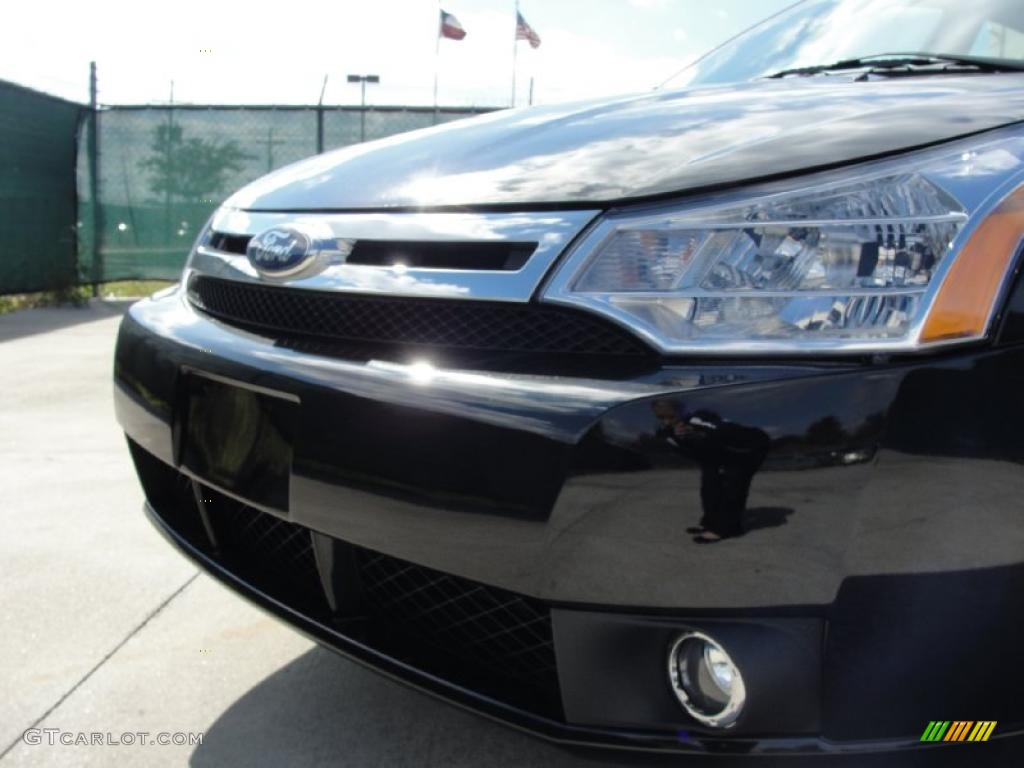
1,0,795,108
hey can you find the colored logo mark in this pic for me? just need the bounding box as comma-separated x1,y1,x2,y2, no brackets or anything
920,721,996,742
247,226,316,277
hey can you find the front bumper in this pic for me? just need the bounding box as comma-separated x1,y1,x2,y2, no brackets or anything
115,288,1024,754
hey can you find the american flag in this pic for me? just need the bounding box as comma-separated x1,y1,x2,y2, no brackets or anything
516,11,541,49
439,9,466,40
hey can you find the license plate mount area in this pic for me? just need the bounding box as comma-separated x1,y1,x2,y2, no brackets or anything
178,370,298,512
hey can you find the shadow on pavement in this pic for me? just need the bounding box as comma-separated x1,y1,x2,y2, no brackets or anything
742,506,794,534
0,300,132,343
190,646,1018,768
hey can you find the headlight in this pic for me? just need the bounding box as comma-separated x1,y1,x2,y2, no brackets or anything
543,128,1024,354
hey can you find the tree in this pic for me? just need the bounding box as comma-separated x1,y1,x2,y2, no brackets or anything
142,123,252,201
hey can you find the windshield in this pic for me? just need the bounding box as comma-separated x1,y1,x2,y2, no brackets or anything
665,0,1024,88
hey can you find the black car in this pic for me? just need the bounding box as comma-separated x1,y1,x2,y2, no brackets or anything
115,0,1024,756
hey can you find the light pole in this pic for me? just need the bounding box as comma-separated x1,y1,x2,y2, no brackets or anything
347,74,380,143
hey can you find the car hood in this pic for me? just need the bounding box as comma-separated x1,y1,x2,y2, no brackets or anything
226,74,1024,212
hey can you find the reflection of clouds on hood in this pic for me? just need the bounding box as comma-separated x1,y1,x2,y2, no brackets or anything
392,82,915,205
224,110,518,209
227,75,1024,210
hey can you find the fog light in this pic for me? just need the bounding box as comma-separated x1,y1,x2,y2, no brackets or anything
668,632,746,728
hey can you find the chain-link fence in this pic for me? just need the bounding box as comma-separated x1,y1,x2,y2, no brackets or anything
82,105,497,285
1,79,498,294
0,81,86,294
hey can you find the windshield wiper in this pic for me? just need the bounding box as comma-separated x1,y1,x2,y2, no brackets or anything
767,52,1024,79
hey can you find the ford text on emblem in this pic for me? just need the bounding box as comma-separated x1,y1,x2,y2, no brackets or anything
247,226,318,278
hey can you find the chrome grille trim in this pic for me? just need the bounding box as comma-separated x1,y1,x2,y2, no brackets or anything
188,208,601,302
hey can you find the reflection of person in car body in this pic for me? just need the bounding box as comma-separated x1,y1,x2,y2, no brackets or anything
652,400,771,543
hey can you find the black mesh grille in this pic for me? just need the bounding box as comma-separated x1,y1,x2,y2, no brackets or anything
220,502,319,585
132,446,563,715
187,275,651,356
356,547,557,686
207,493,327,612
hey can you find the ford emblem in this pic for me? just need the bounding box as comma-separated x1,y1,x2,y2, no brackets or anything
247,226,319,278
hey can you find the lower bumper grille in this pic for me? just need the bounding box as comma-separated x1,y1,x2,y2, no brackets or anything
187,274,651,357
215,498,326,611
356,548,557,687
130,441,562,716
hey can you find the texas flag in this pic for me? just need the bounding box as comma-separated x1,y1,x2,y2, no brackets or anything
440,9,467,40
515,11,541,49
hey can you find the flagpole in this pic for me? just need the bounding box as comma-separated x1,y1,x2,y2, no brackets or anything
433,3,441,118
511,0,519,106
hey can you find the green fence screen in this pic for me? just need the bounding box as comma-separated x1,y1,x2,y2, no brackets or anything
78,105,496,284
0,81,85,294
0,80,496,295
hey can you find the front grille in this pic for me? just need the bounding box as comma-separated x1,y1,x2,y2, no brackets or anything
211,492,325,610
206,232,537,271
344,240,537,271
356,547,557,686
131,443,562,715
187,274,651,356
208,231,251,254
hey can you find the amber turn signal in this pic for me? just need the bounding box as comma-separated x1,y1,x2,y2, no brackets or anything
922,185,1024,343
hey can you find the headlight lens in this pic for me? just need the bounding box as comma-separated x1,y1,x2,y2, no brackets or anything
544,130,1024,354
